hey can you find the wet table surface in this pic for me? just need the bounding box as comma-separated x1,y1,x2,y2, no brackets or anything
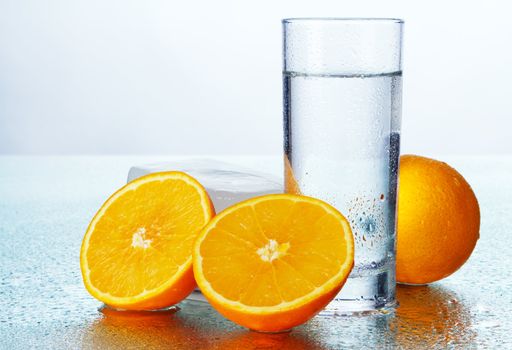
1,155,511,349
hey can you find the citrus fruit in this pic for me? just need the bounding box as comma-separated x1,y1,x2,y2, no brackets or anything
397,155,480,284
193,194,354,332
80,171,214,310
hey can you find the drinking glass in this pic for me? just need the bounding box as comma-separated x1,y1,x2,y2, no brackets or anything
283,18,403,313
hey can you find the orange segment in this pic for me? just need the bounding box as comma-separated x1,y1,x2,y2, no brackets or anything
193,194,354,332
80,171,214,310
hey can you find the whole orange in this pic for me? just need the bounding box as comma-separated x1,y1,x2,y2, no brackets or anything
396,155,480,284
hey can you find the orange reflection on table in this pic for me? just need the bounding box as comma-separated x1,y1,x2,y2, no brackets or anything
391,284,476,347
83,306,207,349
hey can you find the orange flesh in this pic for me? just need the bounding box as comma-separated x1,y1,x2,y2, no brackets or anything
81,172,213,305
197,196,351,307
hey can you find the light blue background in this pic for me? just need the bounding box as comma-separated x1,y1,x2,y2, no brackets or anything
1,0,510,155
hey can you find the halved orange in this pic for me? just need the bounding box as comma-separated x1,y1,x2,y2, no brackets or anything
193,194,354,332
80,171,214,310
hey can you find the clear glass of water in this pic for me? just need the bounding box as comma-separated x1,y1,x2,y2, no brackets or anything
283,18,403,314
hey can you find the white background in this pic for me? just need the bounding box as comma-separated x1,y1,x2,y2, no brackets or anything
0,0,511,155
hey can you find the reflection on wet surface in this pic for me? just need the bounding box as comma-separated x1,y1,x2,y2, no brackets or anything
80,285,475,349
85,303,330,349
1,156,511,348
85,307,207,349
392,285,475,347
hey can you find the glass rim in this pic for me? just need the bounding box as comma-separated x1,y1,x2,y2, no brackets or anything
282,17,404,24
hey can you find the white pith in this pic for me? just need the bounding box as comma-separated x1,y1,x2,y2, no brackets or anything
256,239,290,262
131,227,152,249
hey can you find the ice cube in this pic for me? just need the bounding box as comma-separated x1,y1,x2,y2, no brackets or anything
127,158,283,212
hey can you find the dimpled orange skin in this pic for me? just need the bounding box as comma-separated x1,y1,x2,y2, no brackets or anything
397,155,480,284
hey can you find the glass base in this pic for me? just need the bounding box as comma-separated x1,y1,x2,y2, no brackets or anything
320,266,396,316
319,300,397,317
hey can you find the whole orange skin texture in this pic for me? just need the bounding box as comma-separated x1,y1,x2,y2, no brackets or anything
397,155,480,284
